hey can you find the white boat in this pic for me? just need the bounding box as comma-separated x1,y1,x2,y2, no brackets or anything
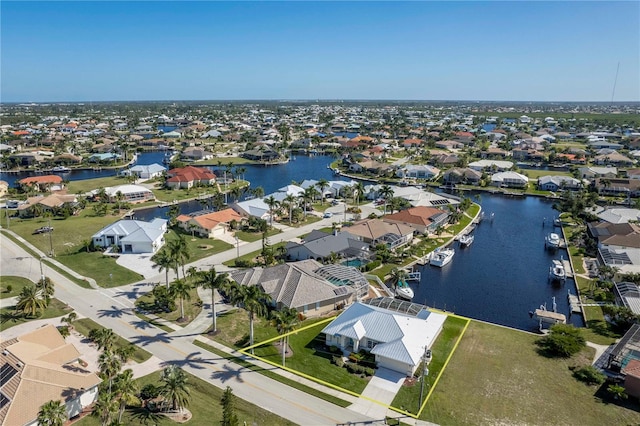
549,260,566,282
459,234,474,247
395,280,414,300
545,233,561,249
429,248,455,267
51,166,71,172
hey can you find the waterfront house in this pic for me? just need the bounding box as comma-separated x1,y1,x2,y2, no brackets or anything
595,207,640,224
166,165,216,190
122,163,166,180
321,298,447,376
442,168,482,185
578,166,618,179
587,221,640,276
537,175,583,192
594,151,635,166
383,206,450,234
229,260,367,317
395,164,440,180
176,208,242,238
231,197,272,220
342,218,414,249
468,159,513,172
18,175,64,193
613,282,640,315
593,178,640,198
99,184,155,204
0,325,101,426
92,218,167,253
241,148,281,162
490,171,529,188
88,153,121,163
17,194,78,218
285,230,372,263
181,147,215,161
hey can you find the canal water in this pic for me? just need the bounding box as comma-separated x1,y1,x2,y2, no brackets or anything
410,193,584,331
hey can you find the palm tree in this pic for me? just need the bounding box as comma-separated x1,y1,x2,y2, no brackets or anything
160,365,190,412
36,276,55,305
379,184,394,215
271,308,300,366
92,390,118,426
151,248,173,288
353,182,366,206
390,267,409,293
170,279,193,321
316,179,329,205
167,235,190,279
99,350,122,393
195,267,230,334
300,186,318,219
264,195,279,228
16,285,46,317
113,369,139,423
236,285,272,354
91,328,117,352
283,193,297,225
252,186,265,199
37,399,67,426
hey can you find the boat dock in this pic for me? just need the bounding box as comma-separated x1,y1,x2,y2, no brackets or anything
533,309,567,326
568,293,582,314
562,259,573,278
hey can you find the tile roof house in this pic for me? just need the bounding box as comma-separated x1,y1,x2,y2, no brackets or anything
342,218,414,249
123,163,166,179
0,325,101,426
166,166,216,190
17,175,64,193
623,359,640,398
101,184,155,204
588,222,640,275
176,208,242,238
321,299,447,375
92,218,167,254
17,194,78,218
229,260,367,316
383,206,450,235
537,176,583,192
395,164,441,180
442,167,482,185
490,171,529,188
593,178,640,198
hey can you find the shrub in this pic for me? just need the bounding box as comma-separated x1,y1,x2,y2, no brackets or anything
328,345,341,354
5,285,12,293
538,324,586,357
140,383,160,400
364,260,381,272
234,259,254,268
573,365,606,385
364,367,375,376
332,356,345,368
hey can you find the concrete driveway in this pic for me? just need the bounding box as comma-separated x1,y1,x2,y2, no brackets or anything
349,367,406,418
116,253,160,279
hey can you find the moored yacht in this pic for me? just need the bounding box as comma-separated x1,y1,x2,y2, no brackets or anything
429,247,455,267
459,234,474,247
545,232,561,249
51,166,71,172
549,260,566,282
395,281,414,300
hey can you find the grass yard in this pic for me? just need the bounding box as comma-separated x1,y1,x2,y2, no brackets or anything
520,169,573,179
222,242,286,267
251,319,370,394
74,370,295,426
58,252,143,287
136,287,202,326
421,320,640,425
235,227,281,243
165,230,233,263
0,276,33,298
72,318,152,363
392,316,468,415
66,176,128,194
0,298,72,332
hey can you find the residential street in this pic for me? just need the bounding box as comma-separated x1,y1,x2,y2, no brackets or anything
0,218,394,426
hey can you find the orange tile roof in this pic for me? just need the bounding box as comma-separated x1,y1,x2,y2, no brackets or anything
384,206,445,226
18,175,63,185
623,359,640,378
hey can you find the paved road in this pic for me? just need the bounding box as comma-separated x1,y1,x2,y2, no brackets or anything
1,228,384,426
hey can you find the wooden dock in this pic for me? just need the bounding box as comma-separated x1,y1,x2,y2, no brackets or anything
562,259,574,278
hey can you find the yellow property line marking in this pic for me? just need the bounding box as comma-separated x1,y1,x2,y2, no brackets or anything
416,316,471,418
121,320,342,423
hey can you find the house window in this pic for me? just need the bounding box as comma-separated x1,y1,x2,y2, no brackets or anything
315,302,320,311
367,339,376,349
303,305,308,313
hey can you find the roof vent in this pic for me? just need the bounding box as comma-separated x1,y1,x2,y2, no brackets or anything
16,362,23,368
2,350,7,356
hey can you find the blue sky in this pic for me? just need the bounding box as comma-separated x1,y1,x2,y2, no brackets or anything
2,1,638,102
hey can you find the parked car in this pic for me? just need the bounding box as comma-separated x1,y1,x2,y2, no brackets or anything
323,212,333,218
33,226,53,234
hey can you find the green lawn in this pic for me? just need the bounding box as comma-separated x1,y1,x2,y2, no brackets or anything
66,176,130,194
235,228,281,243
392,316,468,415
165,229,233,264
222,242,286,267
135,287,202,326
58,252,144,287
520,169,573,179
193,339,350,407
0,298,72,332
0,276,33,298
213,310,369,394
72,318,152,363
421,320,640,425
74,370,295,426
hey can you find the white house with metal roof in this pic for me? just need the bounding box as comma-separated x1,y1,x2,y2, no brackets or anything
91,218,167,254
322,298,447,375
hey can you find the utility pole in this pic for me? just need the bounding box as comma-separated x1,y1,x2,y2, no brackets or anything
48,218,54,257
418,346,429,413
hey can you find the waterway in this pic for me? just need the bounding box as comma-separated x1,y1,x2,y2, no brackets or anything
409,193,584,331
